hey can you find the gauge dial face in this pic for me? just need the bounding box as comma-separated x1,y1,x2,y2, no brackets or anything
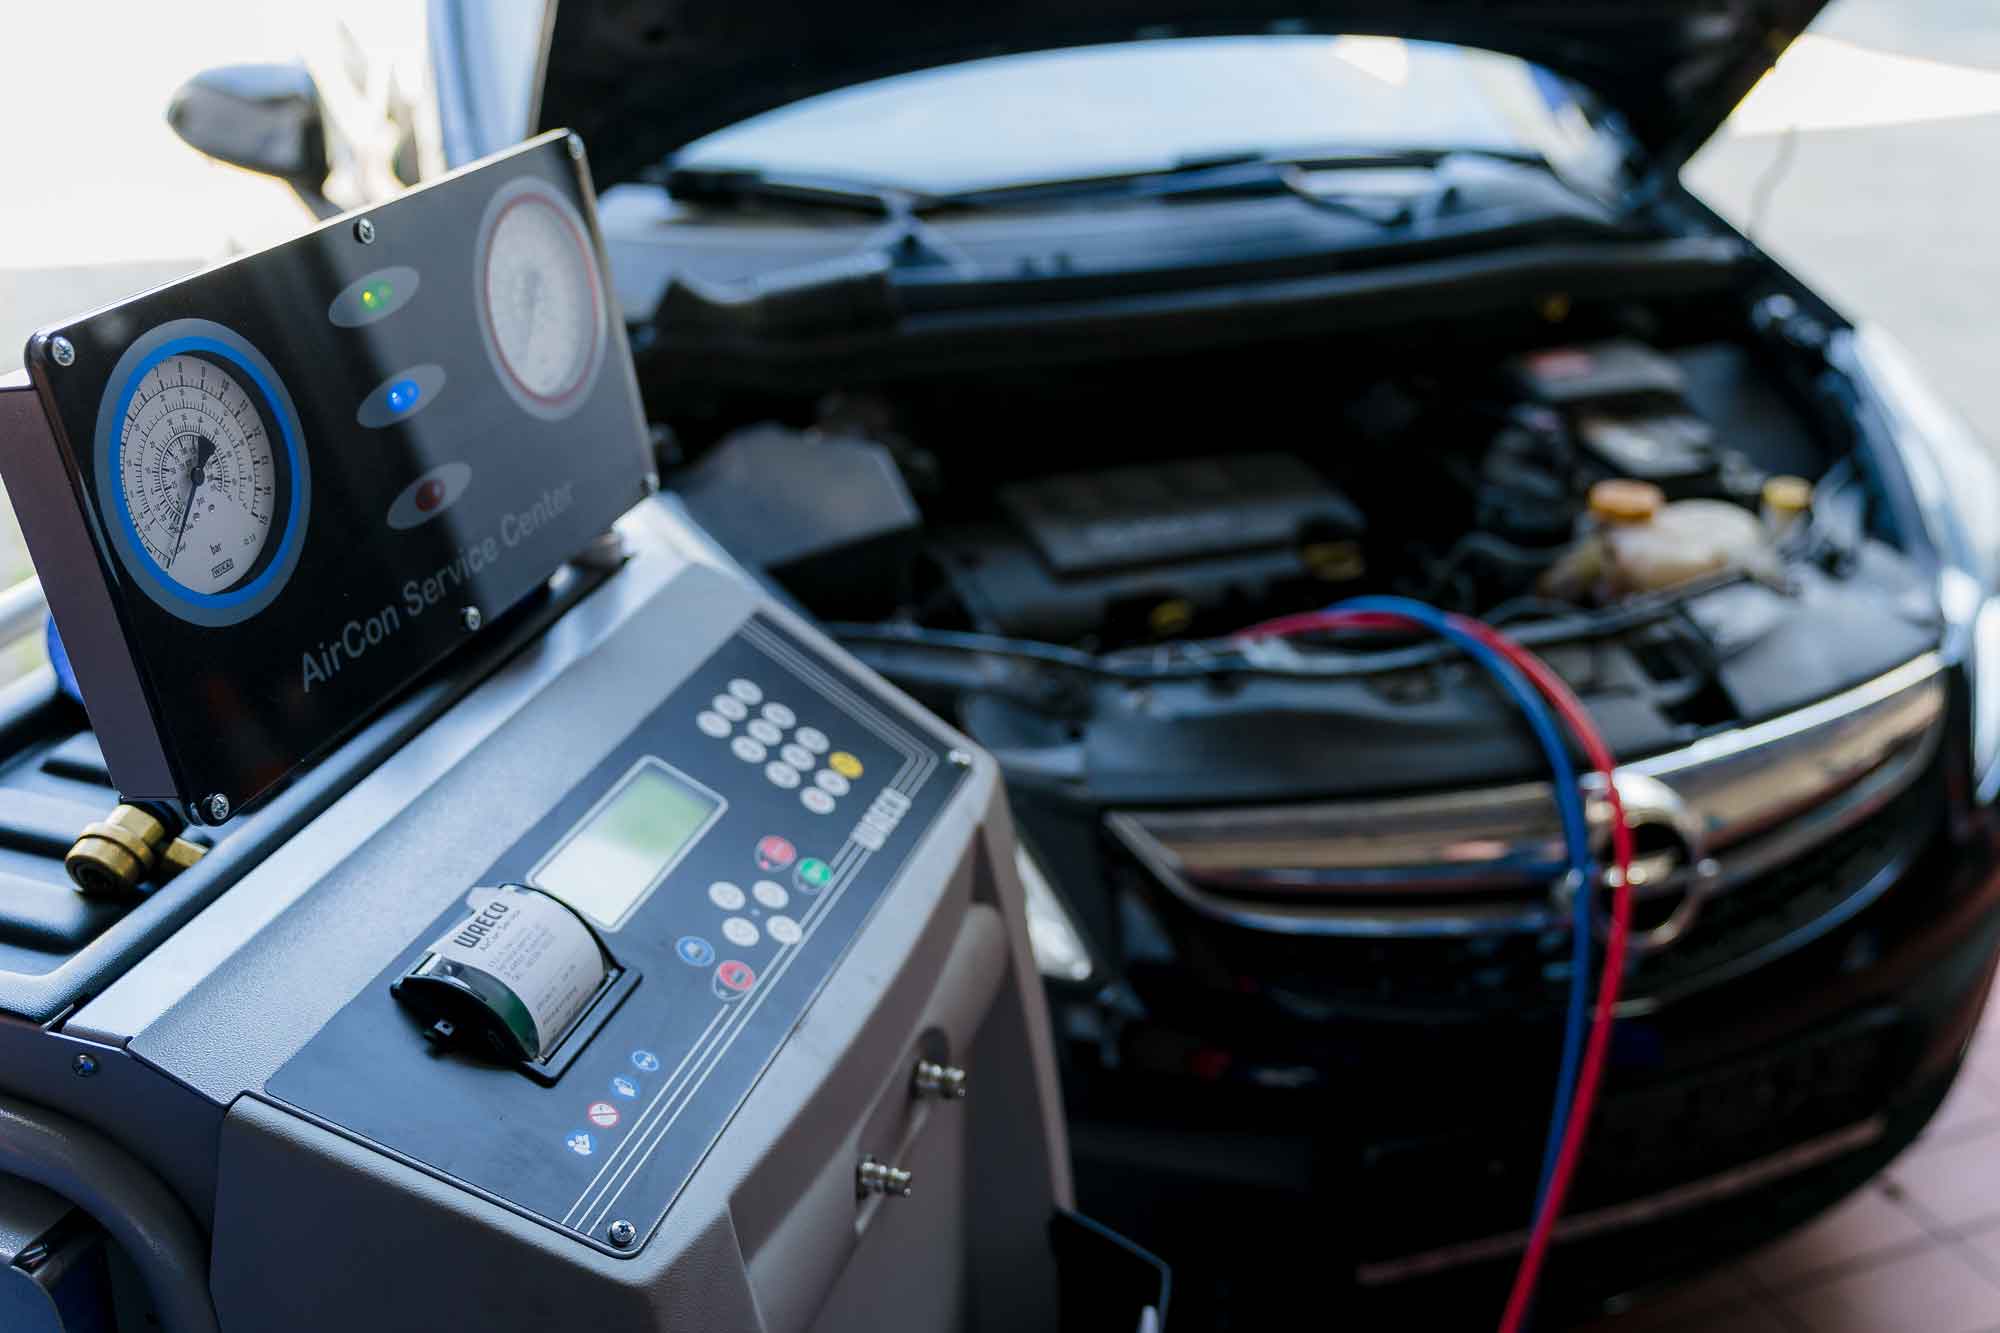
93,320,310,628
117,354,277,595
476,178,606,419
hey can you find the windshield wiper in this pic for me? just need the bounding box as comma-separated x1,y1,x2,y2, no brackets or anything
659,144,1558,229
659,164,939,219
927,146,1550,224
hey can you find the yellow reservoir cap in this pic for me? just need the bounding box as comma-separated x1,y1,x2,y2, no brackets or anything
1589,479,1666,525
1762,475,1814,514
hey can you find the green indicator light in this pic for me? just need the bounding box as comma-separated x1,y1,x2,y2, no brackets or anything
360,282,392,310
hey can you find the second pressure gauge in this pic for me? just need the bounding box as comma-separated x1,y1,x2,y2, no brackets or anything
475,176,608,420
93,320,310,627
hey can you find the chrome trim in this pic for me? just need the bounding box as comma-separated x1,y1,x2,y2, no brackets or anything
1355,1116,1886,1286
1106,653,1945,937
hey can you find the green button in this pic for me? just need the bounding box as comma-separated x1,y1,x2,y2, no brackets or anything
796,858,832,892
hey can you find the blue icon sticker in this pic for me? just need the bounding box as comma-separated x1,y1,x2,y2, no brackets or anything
566,1132,594,1157
631,1050,660,1073
676,935,715,967
611,1075,639,1099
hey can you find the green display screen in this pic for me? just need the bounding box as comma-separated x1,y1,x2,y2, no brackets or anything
531,760,722,927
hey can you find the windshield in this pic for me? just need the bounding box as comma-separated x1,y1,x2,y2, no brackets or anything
675,37,1628,195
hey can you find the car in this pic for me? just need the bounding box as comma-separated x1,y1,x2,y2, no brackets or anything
143,0,2000,1324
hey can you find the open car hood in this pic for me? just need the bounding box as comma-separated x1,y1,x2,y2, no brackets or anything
535,0,1827,189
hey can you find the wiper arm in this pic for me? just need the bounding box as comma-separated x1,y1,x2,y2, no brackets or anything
660,164,940,219
660,144,1557,229
660,163,976,276
921,145,1555,223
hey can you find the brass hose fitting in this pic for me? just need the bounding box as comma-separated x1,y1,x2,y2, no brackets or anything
66,805,207,898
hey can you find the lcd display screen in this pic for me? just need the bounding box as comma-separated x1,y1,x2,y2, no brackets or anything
531,759,723,927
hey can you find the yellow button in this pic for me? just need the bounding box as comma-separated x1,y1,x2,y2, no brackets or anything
829,751,863,780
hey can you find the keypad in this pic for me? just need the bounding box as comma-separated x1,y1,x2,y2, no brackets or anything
691,675,859,817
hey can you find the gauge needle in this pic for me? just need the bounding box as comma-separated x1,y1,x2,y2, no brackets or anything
170,435,216,563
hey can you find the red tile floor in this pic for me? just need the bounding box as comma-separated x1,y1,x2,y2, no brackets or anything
1574,1009,2000,1331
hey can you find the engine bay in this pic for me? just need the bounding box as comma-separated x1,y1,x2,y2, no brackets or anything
670,299,1936,795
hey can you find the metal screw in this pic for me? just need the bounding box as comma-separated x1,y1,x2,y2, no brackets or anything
567,134,586,161
912,1059,968,1100
461,606,483,632
575,528,629,572
71,1053,98,1078
49,336,75,367
948,749,973,767
607,1219,637,1248
354,217,377,244
857,1156,914,1199
204,793,232,823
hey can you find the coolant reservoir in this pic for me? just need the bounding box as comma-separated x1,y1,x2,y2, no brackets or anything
1542,479,1779,602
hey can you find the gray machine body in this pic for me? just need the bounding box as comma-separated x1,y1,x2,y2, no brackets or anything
4,502,1071,1332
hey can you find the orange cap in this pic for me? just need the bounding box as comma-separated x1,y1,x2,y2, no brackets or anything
1588,479,1665,524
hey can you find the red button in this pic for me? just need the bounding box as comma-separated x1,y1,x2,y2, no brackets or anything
755,836,796,871
717,960,756,992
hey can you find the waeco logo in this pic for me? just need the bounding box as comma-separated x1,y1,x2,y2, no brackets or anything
388,462,472,530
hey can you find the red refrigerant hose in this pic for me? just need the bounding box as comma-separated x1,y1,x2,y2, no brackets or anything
1234,609,1633,1329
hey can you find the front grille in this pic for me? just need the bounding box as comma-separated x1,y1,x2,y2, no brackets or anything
1624,758,1944,1001
1118,752,1946,1020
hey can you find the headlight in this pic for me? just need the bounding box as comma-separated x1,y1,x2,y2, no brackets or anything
1843,323,2000,800
1015,843,1096,983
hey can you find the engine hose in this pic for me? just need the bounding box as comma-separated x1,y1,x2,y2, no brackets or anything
0,1090,219,1333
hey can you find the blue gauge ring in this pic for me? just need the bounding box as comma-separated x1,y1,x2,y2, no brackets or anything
93,319,311,628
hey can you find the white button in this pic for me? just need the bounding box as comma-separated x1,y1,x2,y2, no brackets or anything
713,694,748,722
765,761,800,789
801,787,836,815
721,916,759,947
728,678,763,705
876,789,912,816
814,769,850,797
852,823,886,851
696,711,731,738
767,915,802,945
753,880,788,909
794,726,829,754
747,718,783,746
731,736,767,764
708,881,746,911
762,702,796,729
781,743,815,771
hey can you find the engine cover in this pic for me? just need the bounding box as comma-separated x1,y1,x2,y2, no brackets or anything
937,453,1364,642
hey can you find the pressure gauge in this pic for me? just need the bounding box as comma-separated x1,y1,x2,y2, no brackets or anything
474,176,608,420
93,320,310,627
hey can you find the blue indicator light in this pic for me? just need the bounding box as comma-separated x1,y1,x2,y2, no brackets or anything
386,379,421,414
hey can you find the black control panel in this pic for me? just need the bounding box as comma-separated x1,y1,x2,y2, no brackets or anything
267,615,966,1252
13,131,651,821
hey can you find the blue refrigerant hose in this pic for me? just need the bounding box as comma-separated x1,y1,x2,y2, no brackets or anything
46,616,82,704
1328,597,1596,1210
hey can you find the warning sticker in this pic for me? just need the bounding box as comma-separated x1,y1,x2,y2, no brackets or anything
429,886,606,1060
